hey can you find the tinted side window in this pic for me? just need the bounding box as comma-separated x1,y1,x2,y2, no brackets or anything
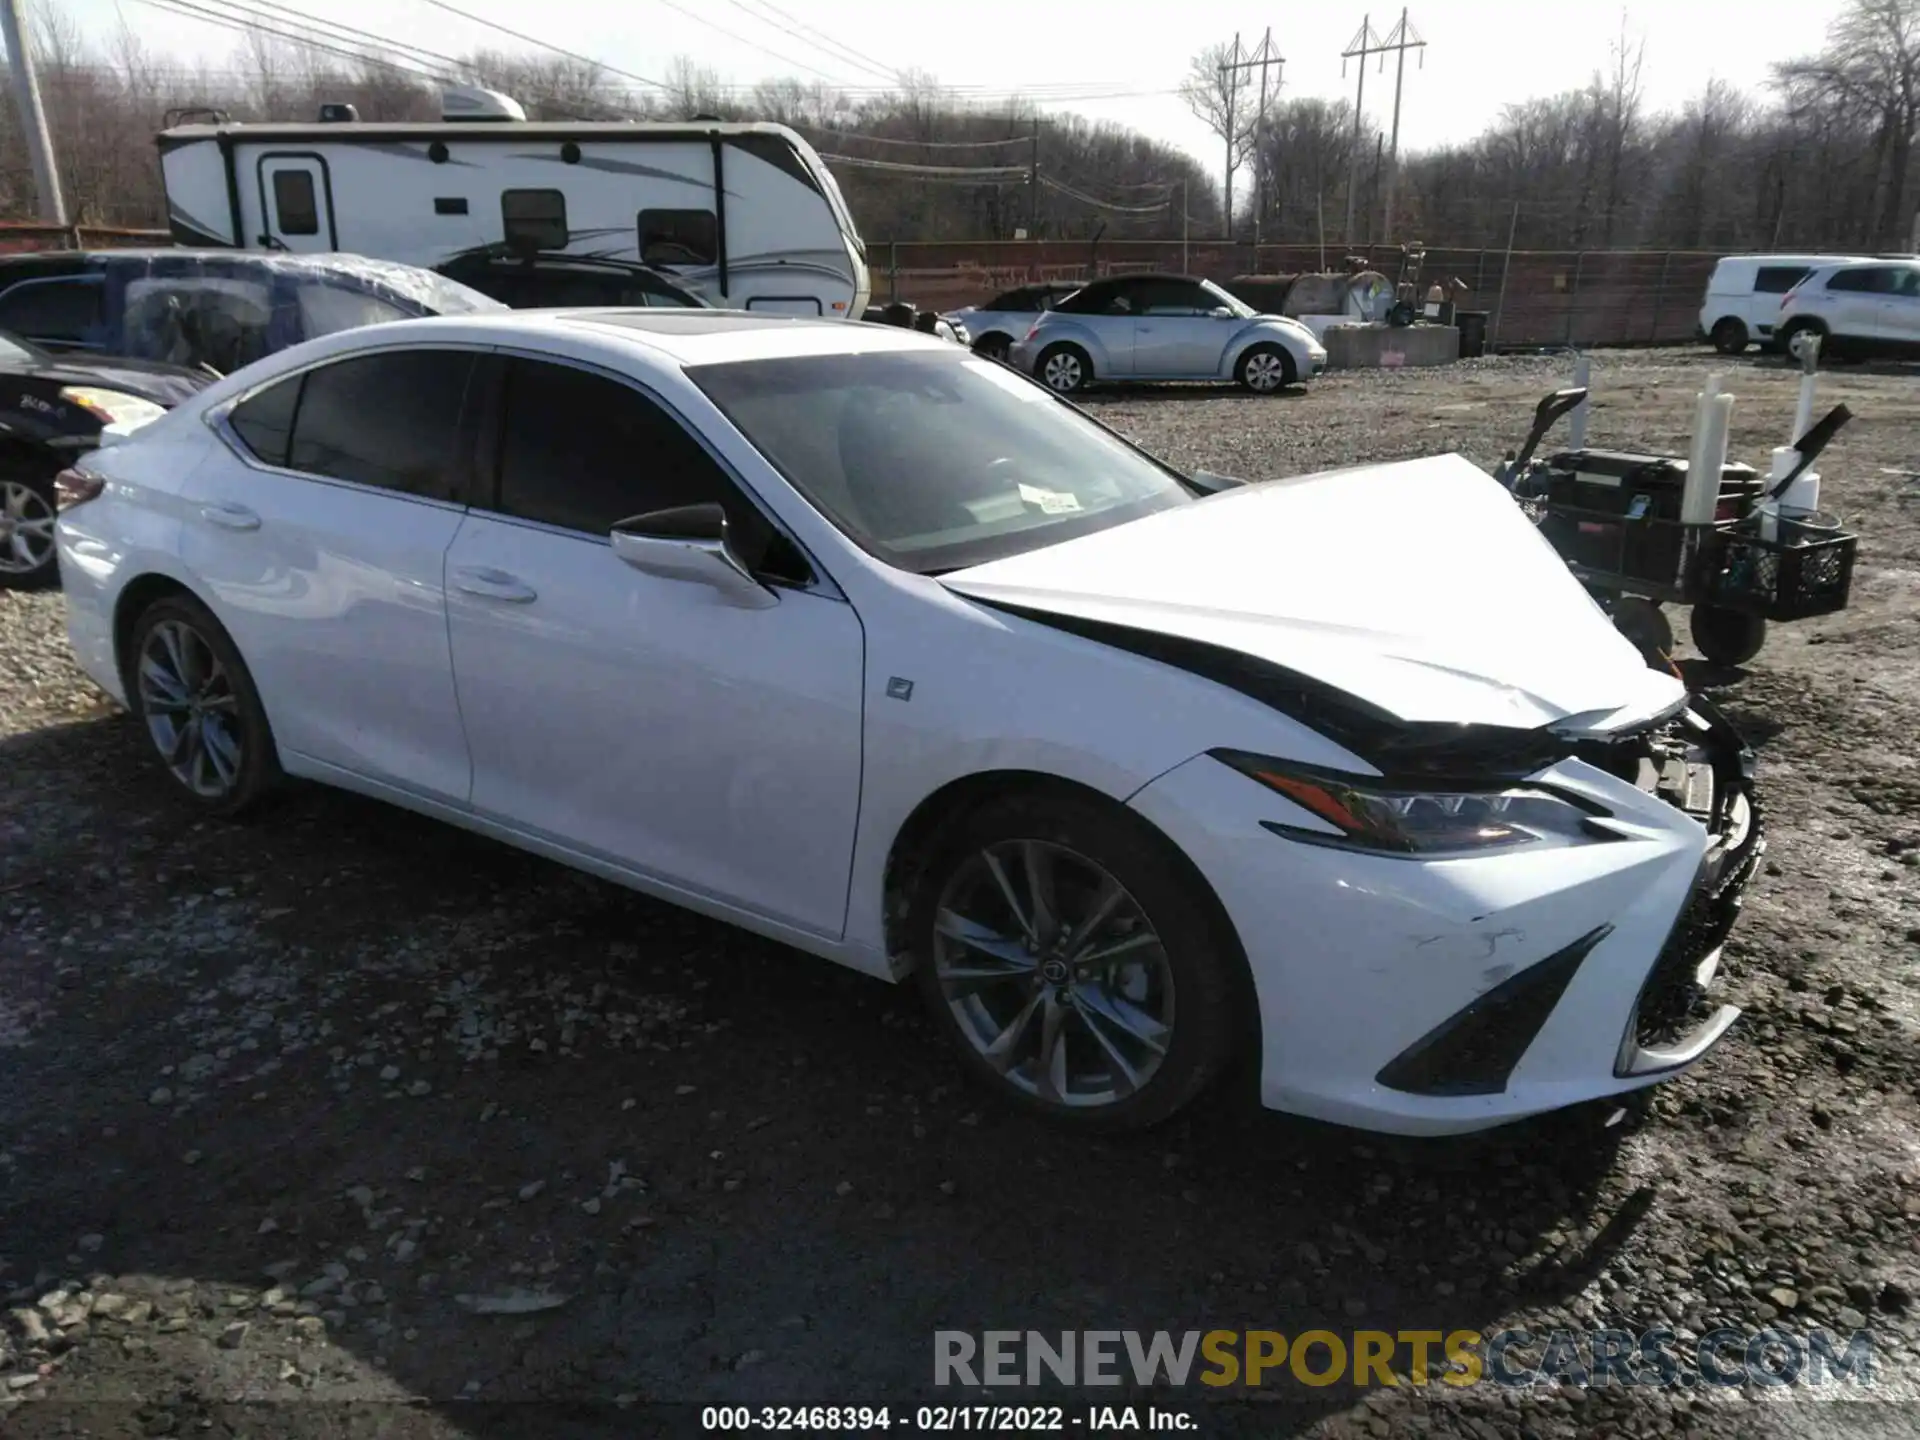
1053,284,1113,315
638,209,718,267
287,350,476,499
1135,279,1211,314
228,376,301,467
1825,268,1883,293
0,278,103,342
494,358,780,567
273,170,320,235
502,189,568,251
1753,266,1809,294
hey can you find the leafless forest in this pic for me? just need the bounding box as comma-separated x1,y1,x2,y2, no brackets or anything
2,0,1916,253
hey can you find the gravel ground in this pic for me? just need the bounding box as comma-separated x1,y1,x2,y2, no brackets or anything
1,347,1916,1439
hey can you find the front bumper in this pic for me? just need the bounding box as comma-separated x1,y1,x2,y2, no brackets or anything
1127,698,1762,1135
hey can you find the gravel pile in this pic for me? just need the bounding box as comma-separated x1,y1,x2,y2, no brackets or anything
1,349,1915,1438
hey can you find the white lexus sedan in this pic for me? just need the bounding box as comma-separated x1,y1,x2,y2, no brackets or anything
55,311,1761,1135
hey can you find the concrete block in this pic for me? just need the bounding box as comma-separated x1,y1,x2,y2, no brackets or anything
1322,323,1460,370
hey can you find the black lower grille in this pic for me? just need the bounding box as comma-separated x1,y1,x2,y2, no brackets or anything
1630,794,1764,1054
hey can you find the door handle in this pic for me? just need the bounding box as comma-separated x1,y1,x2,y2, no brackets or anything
453,566,537,603
200,502,260,531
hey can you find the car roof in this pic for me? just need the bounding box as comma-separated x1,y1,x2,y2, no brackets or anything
1804,257,1919,274
307,309,957,368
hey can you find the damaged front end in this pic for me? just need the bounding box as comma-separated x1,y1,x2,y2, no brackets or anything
1578,695,1764,1076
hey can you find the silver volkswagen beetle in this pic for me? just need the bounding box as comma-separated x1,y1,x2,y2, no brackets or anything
1010,274,1327,395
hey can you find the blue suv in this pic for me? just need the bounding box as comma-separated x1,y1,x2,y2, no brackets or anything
0,249,502,377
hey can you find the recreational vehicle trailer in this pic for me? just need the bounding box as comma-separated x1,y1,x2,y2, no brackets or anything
155,91,871,318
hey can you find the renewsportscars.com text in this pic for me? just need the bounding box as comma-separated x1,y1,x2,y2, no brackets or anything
934,1327,1875,1390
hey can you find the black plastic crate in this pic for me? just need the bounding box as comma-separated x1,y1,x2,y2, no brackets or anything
1696,517,1858,620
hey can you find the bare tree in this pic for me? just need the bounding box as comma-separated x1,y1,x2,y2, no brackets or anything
1179,41,1256,239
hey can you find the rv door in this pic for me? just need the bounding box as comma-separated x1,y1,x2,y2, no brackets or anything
257,155,336,252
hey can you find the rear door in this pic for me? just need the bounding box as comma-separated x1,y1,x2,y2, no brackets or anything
257,154,335,252
182,345,480,801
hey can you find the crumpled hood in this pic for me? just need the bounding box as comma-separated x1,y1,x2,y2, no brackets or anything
941,453,1684,734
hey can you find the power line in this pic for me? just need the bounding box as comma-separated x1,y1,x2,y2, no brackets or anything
410,0,666,91
130,0,445,80
640,0,864,88
718,0,897,84
820,152,1027,178
799,126,1030,150
734,0,900,84
1039,174,1170,214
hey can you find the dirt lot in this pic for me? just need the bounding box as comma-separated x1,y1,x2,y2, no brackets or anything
1,348,1916,1439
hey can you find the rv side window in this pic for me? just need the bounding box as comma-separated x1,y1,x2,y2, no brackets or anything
1753,266,1809,294
502,189,568,251
638,209,718,268
273,170,320,236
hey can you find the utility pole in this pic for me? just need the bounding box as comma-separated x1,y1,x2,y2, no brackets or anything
1219,28,1284,255
1216,33,1241,242
1028,118,1040,238
1340,15,1383,248
1377,8,1426,246
0,0,67,228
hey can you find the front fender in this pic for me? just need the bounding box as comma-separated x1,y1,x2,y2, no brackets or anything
1222,321,1311,378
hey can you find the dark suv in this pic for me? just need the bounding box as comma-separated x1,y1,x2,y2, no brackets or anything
435,249,709,310
0,249,503,377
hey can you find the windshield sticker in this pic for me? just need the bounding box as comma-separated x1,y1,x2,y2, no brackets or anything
1019,484,1083,514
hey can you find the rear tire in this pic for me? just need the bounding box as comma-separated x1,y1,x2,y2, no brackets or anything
1036,343,1091,395
127,593,282,816
908,789,1244,1132
1236,344,1296,394
0,464,60,591
1709,318,1748,355
973,333,1012,363
1690,605,1767,668
1778,317,1826,361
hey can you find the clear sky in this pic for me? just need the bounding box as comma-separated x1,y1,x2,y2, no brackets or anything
65,0,1849,179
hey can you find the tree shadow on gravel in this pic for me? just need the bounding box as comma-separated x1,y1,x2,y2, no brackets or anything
2,716,1652,1439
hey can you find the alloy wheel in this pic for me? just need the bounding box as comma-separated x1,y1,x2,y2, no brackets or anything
931,838,1175,1108
1243,351,1288,392
0,480,56,577
1042,352,1084,392
138,619,245,799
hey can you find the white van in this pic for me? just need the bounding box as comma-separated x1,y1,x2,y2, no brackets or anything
1698,254,1869,353
156,87,870,319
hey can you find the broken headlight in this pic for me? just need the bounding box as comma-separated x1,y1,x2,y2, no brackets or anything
1213,750,1616,856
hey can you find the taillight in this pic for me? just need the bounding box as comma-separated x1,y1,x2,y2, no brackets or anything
1024,323,1042,342
53,467,105,509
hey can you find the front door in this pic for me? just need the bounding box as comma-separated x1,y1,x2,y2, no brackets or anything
257,154,335,252
1130,278,1229,376
180,346,480,801
444,354,865,938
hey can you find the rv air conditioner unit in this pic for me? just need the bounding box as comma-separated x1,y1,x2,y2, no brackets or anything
440,85,528,123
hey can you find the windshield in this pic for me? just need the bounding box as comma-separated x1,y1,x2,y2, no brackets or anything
1202,280,1257,318
0,329,48,367
690,350,1193,573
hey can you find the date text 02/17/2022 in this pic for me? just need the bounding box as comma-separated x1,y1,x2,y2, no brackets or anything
699,1405,1197,1431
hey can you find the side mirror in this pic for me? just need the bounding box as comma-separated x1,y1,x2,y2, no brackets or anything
609,502,777,609
1209,306,1235,319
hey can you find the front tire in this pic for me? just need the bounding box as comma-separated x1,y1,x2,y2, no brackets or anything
1236,344,1296,394
1709,318,1748,355
128,594,281,816
973,333,1012,363
0,465,60,591
1036,343,1090,395
909,789,1243,1131
1690,605,1767,668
